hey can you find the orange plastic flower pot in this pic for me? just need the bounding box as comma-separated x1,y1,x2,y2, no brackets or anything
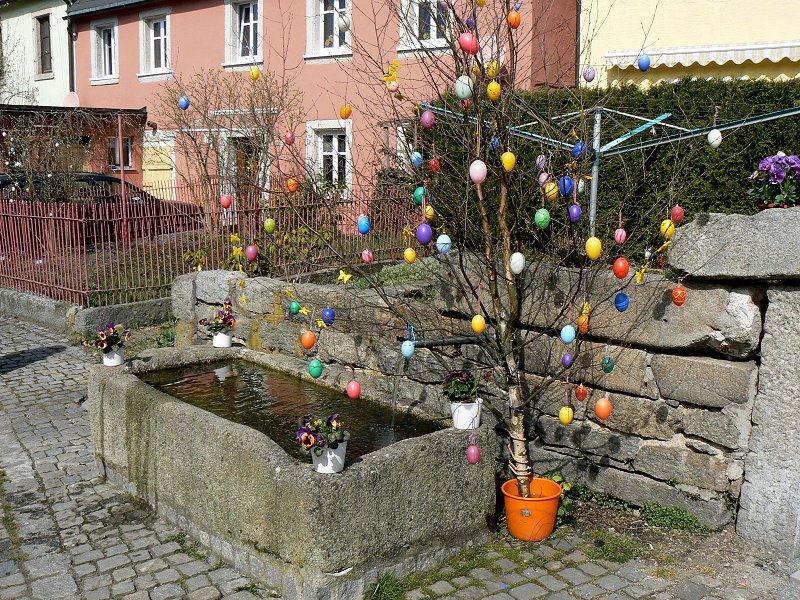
501,478,562,541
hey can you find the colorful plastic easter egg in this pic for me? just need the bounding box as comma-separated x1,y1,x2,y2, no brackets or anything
510,252,525,275
585,236,602,260
287,178,299,193
290,301,301,315
660,219,675,239
458,32,476,53
178,95,190,110
358,216,371,235
583,66,595,82
594,397,612,420
671,205,685,224
249,65,260,81
501,151,516,172
220,194,232,209
577,314,590,334
614,228,627,244
466,444,481,464
614,293,629,312
308,359,323,379
346,379,360,399
672,284,686,306
613,257,629,279
337,13,351,32
487,81,501,101
466,15,475,29
486,61,499,78
472,314,486,334
454,75,474,100
544,181,559,201
477,0,485,6
490,136,501,153
410,151,423,169
387,80,399,93
578,178,586,194
245,245,258,262
416,223,433,245
429,158,440,172
536,154,547,170
602,356,614,373
469,159,487,184
401,340,415,358
558,175,574,197
460,99,471,110
339,104,352,119
404,247,417,264
507,10,521,28
413,186,426,205
361,248,374,264
420,110,435,130
560,324,576,344
562,353,573,367
573,141,586,158
321,307,335,325
538,172,550,186
436,234,452,254
580,301,592,316
707,128,722,148
575,384,588,401
534,208,550,229
301,330,316,350
264,218,276,233
638,54,650,72
283,131,295,145
569,203,582,224
559,405,574,425
425,205,435,220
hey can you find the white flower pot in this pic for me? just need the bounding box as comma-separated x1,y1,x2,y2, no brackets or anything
451,398,483,430
311,441,347,473
102,349,124,367
212,331,233,348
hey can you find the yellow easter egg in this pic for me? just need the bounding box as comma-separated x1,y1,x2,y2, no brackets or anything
404,247,417,264
477,0,485,6
425,205,435,220
585,236,602,260
544,181,559,201
501,151,516,172
579,301,592,316
472,62,481,77
487,81,501,101
660,218,675,239
249,65,260,81
559,405,574,425
486,61,499,78
471,314,486,334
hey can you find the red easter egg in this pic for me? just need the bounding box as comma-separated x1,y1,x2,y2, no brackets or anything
300,330,316,350
671,205,685,224
220,194,232,209
594,397,612,420
361,248,374,264
614,228,627,244
283,131,295,145
346,379,361,399
575,384,588,401
613,257,630,279
429,158,440,172
672,284,687,306
245,245,258,262
466,444,481,464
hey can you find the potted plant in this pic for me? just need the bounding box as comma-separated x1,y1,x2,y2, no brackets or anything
199,296,236,347
297,413,350,473
747,152,800,209
81,323,131,366
442,370,482,430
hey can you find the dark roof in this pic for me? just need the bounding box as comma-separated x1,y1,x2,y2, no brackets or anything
65,0,157,17
0,104,147,117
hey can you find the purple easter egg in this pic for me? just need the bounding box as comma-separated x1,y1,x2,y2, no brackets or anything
562,353,574,367
568,204,583,224
416,223,433,245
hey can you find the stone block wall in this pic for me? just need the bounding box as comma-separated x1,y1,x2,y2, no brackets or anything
171,208,800,558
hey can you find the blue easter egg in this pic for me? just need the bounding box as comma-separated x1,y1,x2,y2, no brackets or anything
560,325,576,344
410,151,423,169
321,307,335,325
357,216,370,235
614,293,629,312
490,137,501,153
558,175,574,197
401,340,415,358
466,16,475,28
638,54,650,72
573,141,586,158
436,233,451,254
178,95,190,110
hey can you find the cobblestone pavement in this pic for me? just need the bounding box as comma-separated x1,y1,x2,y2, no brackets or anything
1,316,799,600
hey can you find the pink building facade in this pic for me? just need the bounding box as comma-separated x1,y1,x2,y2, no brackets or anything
67,0,577,192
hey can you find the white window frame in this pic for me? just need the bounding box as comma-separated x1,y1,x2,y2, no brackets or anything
108,137,134,171
304,0,352,62
32,10,54,80
305,119,353,192
223,0,264,69
138,7,172,81
398,0,450,53
90,17,119,85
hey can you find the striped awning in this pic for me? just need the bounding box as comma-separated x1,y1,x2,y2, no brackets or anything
606,40,800,69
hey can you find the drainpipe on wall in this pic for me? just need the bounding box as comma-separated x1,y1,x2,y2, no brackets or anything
62,0,75,93
575,0,581,88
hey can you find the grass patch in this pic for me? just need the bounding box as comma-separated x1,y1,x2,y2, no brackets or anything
210,560,226,571
568,484,636,513
352,258,438,290
2,507,17,538
164,531,207,560
234,582,259,594
696,565,716,576
364,574,406,600
640,504,707,532
650,567,677,578
165,532,187,544
580,529,646,563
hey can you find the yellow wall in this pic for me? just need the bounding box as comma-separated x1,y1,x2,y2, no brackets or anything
580,0,800,87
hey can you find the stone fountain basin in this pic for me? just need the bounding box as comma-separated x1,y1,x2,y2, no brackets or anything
87,346,498,599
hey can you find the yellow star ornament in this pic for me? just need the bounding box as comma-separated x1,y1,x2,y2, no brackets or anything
337,270,352,285
298,306,310,315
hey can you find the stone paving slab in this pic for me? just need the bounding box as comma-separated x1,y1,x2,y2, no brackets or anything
1,316,799,600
